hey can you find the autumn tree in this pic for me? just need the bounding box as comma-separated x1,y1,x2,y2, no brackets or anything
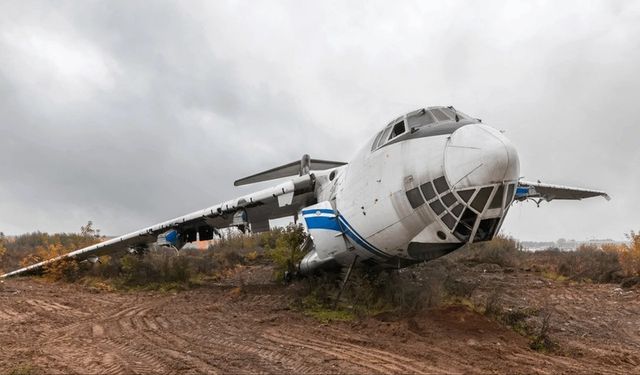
602,231,640,277
619,231,640,276
81,220,96,237
13,222,103,280
0,233,6,272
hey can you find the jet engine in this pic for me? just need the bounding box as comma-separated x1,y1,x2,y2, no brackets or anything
156,229,181,248
299,201,349,274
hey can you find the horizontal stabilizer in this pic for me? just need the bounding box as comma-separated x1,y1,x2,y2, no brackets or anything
515,180,610,202
234,156,347,186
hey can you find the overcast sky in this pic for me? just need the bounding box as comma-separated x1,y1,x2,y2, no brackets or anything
1,1,638,241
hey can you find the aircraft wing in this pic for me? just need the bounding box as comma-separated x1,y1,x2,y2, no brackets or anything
1,174,316,278
515,180,610,202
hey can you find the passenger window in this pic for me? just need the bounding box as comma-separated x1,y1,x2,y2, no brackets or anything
389,121,406,140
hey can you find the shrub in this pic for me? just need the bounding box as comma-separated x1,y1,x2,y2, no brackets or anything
43,258,80,282
8,364,40,375
212,249,244,269
484,289,502,317
0,234,6,273
606,231,640,277
297,265,447,319
119,253,192,286
529,310,557,352
458,235,522,268
526,245,623,283
265,224,307,280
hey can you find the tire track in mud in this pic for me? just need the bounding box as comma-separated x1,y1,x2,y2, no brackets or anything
150,292,330,374
24,299,91,318
173,326,311,374
263,329,438,374
161,315,289,374
92,299,178,374
0,308,17,319
186,293,331,373
26,294,177,374
4,272,640,375
132,316,224,374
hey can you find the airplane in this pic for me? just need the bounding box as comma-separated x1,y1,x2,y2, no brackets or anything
1,106,610,279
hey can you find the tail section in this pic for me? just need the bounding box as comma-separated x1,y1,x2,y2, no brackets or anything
234,154,346,186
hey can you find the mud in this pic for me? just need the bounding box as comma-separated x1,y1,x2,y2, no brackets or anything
1,265,639,374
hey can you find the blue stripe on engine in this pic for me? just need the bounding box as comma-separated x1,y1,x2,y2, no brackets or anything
303,216,342,231
302,208,390,259
301,208,335,215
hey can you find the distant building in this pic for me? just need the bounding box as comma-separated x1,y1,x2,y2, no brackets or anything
520,238,626,251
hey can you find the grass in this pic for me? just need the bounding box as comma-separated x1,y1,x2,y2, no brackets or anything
541,271,568,282
78,274,205,293
7,364,40,375
304,308,355,323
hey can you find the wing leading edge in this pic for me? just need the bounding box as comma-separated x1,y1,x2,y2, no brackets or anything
1,174,316,279
515,180,610,203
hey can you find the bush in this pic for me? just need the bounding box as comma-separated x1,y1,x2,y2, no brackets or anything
265,224,307,280
604,231,640,277
526,246,623,283
3,228,102,273
118,253,192,286
529,310,557,353
43,258,80,282
297,265,447,320
0,234,6,274
457,235,522,268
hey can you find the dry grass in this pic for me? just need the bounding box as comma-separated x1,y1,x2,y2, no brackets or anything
523,245,623,283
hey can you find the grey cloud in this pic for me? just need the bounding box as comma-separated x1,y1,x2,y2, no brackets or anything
0,0,638,241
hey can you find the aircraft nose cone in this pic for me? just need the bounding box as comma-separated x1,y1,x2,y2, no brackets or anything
444,124,519,189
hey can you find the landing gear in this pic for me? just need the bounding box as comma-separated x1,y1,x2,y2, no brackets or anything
334,255,358,308
283,270,294,283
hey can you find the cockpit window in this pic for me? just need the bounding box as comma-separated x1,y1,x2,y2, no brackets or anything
371,130,384,151
372,120,408,151
407,109,435,127
389,120,406,140
379,126,393,145
440,107,461,121
430,108,451,121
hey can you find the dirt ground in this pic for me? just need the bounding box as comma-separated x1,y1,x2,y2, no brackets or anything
1,265,639,374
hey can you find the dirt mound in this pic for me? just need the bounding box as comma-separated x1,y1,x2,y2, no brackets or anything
1,264,639,374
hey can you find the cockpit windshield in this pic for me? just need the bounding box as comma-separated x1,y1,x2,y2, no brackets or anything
372,106,477,152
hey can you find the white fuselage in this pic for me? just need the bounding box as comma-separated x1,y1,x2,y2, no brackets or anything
300,109,520,273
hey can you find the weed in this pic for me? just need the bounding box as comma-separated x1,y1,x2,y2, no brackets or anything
244,250,259,262
305,308,355,323
529,310,557,352
527,246,623,283
8,364,40,375
483,289,503,317
457,235,522,268
541,271,568,282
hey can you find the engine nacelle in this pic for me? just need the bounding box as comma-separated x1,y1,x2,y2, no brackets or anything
156,229,181,248
299,201,349,274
